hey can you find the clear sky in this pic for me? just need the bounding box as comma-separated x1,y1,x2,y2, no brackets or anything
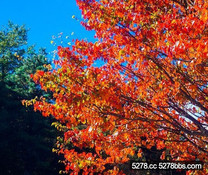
0,0,96,57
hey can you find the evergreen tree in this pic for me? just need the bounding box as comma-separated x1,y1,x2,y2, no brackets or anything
0,21,27,82
0,22,63,175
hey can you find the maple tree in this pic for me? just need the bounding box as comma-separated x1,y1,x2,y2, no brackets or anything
25,0,208,174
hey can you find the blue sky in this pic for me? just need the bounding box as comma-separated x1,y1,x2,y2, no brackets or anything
0,0,96,57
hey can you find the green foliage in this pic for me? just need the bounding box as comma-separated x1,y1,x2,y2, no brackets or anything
6,46,48,97
0,21,50,97
0,22,63,174
0,21,27,81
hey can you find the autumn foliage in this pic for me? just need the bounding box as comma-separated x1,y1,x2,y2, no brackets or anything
25,0,208,174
